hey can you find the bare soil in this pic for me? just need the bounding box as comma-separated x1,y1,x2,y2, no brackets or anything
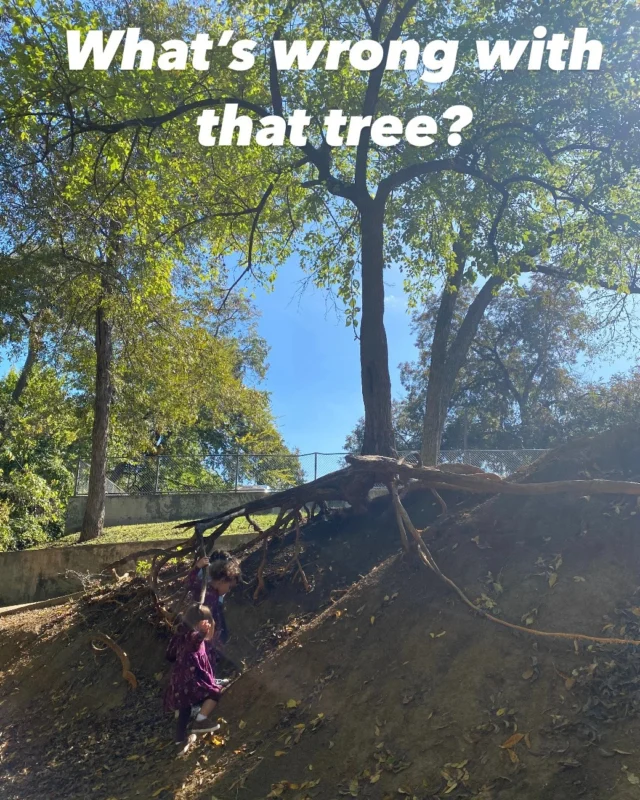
2,426,640,800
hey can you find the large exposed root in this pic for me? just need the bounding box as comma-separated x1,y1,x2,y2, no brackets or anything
95,453,640,642
90,633,138,689
388,477,640,648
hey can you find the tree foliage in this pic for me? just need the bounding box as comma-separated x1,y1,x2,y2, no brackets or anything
3,0,638,456
346,277,637,454
0,366,80,550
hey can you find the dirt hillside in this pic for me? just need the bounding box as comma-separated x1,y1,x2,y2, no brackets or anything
2,425,640,800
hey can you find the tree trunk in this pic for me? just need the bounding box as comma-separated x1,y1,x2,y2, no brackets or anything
0,316,42,435
359,202,396,456
421,360,449,465
420,272,504,465
80,285,114,542
11,327,41,406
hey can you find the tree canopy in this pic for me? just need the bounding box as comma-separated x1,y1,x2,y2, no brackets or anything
2,0,638,458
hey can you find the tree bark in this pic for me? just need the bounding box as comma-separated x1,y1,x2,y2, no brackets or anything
0,315,43,435
11,324,41,406
420,266,504,465
359,201,396,456
80,280,114,542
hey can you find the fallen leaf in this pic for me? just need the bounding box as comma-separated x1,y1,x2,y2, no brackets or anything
286,699,300,709
630,607,640,618
565,677,576,690
152,788,170,798
370,616,376,625
508,749,519,764
471,536,491,550
274,751,286,757
548,573,558,588
501,733,525,749
238,720,246,730
370,773,381,784
496,708,507,717
613,749,633,755
522,669,534,680
573,576,586,582
627,773,640,785
524,733,532,749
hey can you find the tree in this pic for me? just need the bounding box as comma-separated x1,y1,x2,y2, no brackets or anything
400,278,602,450
2,0,639,462
64,272,303,492
561,366,640,440
1,0,294,539
0,366,81,550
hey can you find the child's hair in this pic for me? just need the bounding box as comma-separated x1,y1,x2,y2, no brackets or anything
179,603,214,632
208,550,242,584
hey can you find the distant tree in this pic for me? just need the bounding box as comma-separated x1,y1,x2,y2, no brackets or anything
346,278,612,453
401,278,602,449
562,367,640,440
0,366,80,550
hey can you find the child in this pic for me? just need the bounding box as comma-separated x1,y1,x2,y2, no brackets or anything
188,550,242,655
164,603,223,744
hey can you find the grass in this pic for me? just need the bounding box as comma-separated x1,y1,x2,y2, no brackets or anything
36,513,279,549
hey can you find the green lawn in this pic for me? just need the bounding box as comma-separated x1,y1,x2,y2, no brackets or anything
36,513,278,549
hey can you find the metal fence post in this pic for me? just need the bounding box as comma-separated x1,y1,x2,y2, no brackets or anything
235,453,240,491
154,456,161,493
75,456,81,496
314,452,318,481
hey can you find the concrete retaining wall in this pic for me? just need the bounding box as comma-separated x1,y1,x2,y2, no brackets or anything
65,491,271,533
0,533,254,607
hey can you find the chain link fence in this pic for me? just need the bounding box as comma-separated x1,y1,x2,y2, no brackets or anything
74,449,548,496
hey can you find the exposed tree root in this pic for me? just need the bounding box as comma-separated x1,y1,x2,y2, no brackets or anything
431,487,448,516
90,633,138,689
388,477,640,648
93,453,640,643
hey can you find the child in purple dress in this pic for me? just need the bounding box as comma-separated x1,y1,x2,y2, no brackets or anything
164,603,222,744
187,550,242,664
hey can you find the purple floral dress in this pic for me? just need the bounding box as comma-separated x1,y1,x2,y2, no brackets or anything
163,628,221,712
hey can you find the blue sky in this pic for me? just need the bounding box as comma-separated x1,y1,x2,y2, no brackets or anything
249,257,415,453
2,260,637,455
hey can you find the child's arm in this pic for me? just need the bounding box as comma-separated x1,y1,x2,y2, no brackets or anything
165,635,179,662
186,558,208,594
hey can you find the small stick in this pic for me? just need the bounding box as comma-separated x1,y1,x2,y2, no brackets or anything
254,537,270,600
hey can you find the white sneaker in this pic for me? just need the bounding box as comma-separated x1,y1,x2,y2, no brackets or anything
190,705,201,719
192,718,221,734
